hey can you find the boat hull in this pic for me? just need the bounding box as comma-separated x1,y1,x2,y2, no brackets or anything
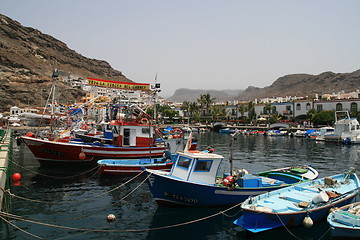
21,136,166,166
98,159,173,175
327,202,360,238
235,172,360,233
146,170,305,207
236,192,358,233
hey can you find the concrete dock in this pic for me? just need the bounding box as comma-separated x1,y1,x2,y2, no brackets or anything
0,129,11,210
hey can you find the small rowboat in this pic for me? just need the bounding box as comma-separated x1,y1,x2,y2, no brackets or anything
234,168,360,233
98,158,174,175
327,201,360,238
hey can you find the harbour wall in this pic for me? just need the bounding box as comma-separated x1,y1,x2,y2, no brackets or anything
0,128,11,210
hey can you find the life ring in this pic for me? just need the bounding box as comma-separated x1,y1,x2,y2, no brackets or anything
80,124,90,130
171,128,183,134
171,128,183,138
140,118,149,124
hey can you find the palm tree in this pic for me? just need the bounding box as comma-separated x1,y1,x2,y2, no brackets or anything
247,101,256,123
237,103,247,118
197,94,215,117
211,105,227,122
189,102,200,122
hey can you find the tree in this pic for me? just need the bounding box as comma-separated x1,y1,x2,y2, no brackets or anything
237,103,247,118
311,110,335,126
197,94,215,117
211,105,227,122
247,101,256,123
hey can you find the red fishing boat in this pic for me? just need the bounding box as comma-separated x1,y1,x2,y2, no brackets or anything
21,119,175,166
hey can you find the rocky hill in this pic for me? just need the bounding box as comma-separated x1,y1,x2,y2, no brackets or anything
237,70,360,101
0,14,132,112
167,70,360,103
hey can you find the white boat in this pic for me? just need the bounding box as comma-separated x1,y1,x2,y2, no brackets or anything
324,111,360,143
313,126,334,141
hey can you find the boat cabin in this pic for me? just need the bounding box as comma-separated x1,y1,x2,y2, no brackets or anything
170,151,224,184
111,120,156,147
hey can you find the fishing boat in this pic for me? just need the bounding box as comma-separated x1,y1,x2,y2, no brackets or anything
324,111,360,143
97,153,175,175
21,118,172,165
144,133,318,207
327,201,360,238
234,168,360,233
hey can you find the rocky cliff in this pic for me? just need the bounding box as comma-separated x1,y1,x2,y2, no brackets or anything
237,70,360,101
0,14,132,112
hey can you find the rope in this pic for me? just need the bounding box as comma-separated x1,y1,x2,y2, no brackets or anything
0,215,44,239
6,170,146,204
274,212,302,240
318,227,332,240
0,202,242,234
10,159,100,179
11,172,153,223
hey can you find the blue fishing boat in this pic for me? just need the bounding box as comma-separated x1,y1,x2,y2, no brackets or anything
144,134,318,207
327,201,360,238
234,168,360,233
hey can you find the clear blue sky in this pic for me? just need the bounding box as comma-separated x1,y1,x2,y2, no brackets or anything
2,0,360,97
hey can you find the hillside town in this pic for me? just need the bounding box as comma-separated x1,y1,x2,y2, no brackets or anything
1,74,359,129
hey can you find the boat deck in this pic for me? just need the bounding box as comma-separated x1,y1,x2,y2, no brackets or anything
250,175,359,213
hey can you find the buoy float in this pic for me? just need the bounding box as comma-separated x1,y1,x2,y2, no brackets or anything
223,176,235,186
107,214,116,222
12,173,21,181
13,181,21,186
79,152,86,160
302,216,313,228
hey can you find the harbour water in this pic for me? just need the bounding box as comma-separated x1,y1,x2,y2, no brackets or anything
1,132,359,239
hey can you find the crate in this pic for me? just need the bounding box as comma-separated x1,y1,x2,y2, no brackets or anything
237,174,262,187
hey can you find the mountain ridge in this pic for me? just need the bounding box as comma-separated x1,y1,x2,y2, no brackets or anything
0,13,359,111
167,70,360,103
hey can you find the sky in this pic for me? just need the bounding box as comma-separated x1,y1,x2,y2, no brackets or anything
1,0,360,98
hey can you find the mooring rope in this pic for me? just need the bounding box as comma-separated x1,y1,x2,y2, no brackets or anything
6,172,153,223
4,170,146,204
10,159,100,179
318,227,332,240
0,215,44,239
0,201,242,235
274,212,302,240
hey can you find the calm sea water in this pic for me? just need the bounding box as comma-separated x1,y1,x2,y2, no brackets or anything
1,132,359,240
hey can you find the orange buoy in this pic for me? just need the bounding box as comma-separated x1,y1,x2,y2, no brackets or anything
13,181,21,186
79,152,86,160
12,173,21,181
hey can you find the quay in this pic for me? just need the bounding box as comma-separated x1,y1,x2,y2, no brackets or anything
0,128,11,211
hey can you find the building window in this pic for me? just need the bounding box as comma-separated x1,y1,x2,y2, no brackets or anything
272,106,277,114
336,103,343,111
351,102,358,113
317,104,323,112
306,103,311,110
296,103,301,111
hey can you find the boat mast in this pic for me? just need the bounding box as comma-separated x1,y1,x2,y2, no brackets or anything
50,69,59,139
229,131,239,175
152,73,161,125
